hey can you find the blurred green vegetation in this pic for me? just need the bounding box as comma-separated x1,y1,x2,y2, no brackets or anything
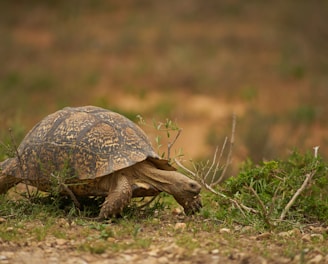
1,0,328,162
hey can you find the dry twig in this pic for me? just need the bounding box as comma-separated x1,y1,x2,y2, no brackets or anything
248,186,272,227
167,129,182,161
178,114,236,186
279,167,317,221
175,158,258,217
280,147,319,221
174,114,249,214
50,173,81,209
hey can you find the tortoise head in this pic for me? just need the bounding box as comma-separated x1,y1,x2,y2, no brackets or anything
133,161,202,214
169,174,202,215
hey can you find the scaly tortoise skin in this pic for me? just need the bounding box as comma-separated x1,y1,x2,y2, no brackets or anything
0,106,202,218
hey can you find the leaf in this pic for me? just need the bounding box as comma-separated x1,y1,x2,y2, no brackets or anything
155,136,161,146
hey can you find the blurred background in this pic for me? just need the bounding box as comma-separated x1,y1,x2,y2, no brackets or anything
1,0,327,170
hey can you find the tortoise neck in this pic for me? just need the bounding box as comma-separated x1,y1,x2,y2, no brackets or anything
131,161,185,195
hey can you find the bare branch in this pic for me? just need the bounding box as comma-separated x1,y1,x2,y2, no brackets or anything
50,173,81,209
167,129,182,160
174,158,196,177
203,183,258,216
280,168,316,221
60,183,81,209
174,115,250,218
204,145,220,183
176,157,257,217
313,146,320,158
210,137,228,185
213,113,236,185
248,186,272,228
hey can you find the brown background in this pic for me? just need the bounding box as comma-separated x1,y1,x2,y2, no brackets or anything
1,0,327,168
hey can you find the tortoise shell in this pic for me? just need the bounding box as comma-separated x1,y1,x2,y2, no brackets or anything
4,106,169,182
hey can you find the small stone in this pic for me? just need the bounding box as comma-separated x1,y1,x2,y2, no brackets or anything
107,237,115,243
241,226,253,233
309,226,326,233
302,234,311,242
256,232,271,240
122,254,138,261
158,256,169,264
278,231,290,238
308,254,323,264
56,238,67,246
219,228,231,234
66,257,88,264
172,208,183,215
57,218,70,227
274,257,291,263
291,228,301,236
278,229,300,238
174,222,186,230
148,248,159,257
211,249,220,254
5,252,14,258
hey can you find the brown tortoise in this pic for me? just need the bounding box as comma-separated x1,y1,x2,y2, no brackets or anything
0,106,202,218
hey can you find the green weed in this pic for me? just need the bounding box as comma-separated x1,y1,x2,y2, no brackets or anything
212,150,328,229
176,235,199,251
79,240,108,254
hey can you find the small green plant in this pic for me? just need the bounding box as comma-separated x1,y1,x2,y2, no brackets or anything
137,115,183,161
79,240,109,254
217,149,328,228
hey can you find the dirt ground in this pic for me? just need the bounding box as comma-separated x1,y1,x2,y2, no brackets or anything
1,212,328,264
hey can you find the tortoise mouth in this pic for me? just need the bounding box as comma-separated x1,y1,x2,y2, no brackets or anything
176,194,202,215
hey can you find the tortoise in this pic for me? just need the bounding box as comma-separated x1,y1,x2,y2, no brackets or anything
0,106,202,218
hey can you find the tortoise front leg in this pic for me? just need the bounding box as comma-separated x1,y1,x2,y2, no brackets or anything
98,172,132,219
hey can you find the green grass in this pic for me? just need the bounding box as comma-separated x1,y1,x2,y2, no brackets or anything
213,150,328,229
0,184,327,262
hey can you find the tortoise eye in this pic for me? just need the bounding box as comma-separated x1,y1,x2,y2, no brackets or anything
189,183,196,189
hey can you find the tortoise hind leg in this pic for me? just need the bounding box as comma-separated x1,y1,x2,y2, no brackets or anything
0,175,21,194
0,159,21,194
98,171,132,219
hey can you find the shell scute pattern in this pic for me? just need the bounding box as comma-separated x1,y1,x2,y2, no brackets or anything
11,106,159,182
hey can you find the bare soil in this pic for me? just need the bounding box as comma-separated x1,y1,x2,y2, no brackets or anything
1,211,328,264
